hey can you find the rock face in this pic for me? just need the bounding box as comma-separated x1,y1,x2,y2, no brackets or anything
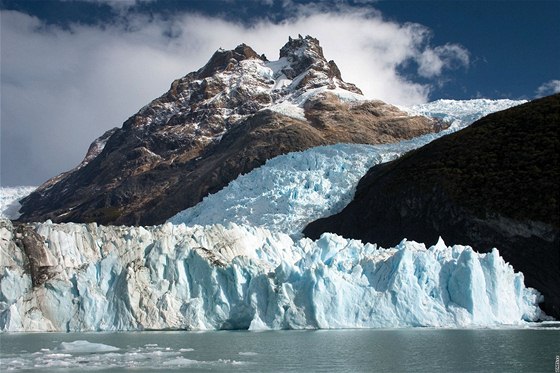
17,35,438,226
304,94,560,319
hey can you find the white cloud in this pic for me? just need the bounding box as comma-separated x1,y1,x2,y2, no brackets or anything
536,79,560,97
0,8,469,186
60,0,154,10
417,44,470,78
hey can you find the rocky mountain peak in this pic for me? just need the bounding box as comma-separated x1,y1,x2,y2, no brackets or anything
197,43,263,79
279,35,325,63
123,35,363,134
17,35,438,226
276,34,361,94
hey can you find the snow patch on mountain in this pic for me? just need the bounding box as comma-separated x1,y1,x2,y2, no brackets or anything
0,220,542,332
0,186,36,219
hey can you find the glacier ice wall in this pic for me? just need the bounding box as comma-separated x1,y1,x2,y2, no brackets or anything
0,220,542,332
0,186,37,220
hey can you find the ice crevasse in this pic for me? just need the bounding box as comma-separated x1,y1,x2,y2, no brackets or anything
0,220,542,332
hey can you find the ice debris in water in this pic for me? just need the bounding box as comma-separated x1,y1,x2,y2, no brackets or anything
58,340,119,353
0,221,543,332
0,341,244,371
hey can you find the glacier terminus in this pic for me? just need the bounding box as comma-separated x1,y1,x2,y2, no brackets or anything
0,220,542,332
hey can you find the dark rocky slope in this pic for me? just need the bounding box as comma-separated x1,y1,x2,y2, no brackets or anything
304,94,560,319
17,35,438,226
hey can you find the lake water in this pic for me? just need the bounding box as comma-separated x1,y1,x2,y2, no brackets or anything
1,326,559,372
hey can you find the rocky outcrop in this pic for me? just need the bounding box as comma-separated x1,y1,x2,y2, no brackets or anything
278,35,362,94
17,35,439,225
304,94,560,319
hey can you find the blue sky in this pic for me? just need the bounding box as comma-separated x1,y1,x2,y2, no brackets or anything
1,0,559,186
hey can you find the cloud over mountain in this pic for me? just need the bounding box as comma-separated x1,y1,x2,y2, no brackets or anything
1,7,469,186
536,79,560,97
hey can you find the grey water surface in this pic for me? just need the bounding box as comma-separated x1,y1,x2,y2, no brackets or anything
1,327,559,372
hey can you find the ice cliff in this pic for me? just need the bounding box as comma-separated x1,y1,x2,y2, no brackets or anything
0,220,542,331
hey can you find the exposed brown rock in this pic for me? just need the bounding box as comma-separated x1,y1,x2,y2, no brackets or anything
17,36,439,226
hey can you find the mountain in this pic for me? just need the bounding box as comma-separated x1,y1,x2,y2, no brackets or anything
1,98,544,331
304,94,560,319
17,35,438,226
0,98,525,226
0,219,542,331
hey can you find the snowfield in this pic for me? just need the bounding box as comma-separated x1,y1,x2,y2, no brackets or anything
407,98,527,130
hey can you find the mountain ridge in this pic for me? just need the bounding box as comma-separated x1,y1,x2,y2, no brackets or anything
17,35,438,225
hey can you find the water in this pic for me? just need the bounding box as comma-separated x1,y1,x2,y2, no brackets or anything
1,327,559,372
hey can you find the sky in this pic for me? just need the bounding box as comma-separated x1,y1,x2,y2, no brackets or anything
1,0,559,187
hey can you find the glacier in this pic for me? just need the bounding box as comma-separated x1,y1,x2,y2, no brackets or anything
169,138,441,236
168,99,526,236
0,220,542,332
0,186,37,220
0,98,540,332
407,98,527,130
0,99,525,225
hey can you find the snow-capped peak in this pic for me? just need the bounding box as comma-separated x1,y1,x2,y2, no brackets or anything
127,35,365,132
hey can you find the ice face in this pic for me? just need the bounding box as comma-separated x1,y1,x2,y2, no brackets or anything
0,186,37,219
0,221,542,332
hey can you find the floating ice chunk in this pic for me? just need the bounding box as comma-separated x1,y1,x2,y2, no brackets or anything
239,351,258,356
58,340,119,353
162,357,199,367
